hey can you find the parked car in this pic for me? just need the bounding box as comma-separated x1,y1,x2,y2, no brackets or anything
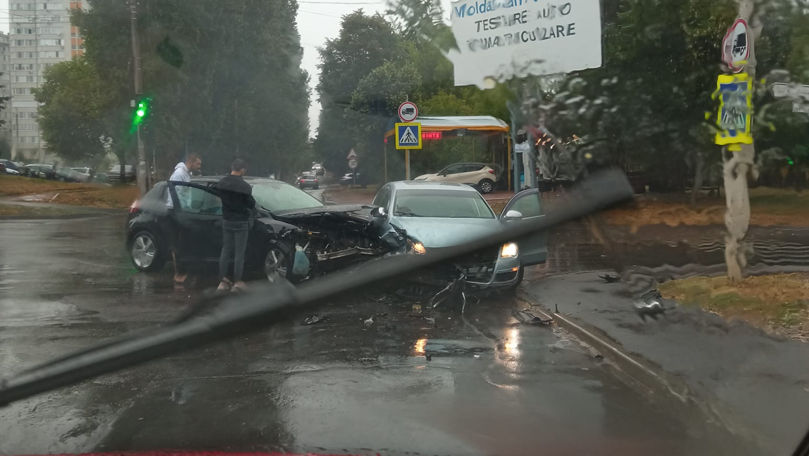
0,159,21,175
25,164,56,179
338,171,366,187
70,167,94,181
371,181,547,290
296,171,319,189
108,164,136,183
127,177,389,283
55,167,90,182
413,162,500,194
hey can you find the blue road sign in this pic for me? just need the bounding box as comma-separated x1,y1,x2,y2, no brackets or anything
395,122,422,150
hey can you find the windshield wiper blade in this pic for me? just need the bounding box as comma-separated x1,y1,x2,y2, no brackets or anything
0,169,633,407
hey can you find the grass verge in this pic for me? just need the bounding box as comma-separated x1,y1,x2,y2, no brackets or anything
660,273,809,342
0,175,138,209
0,203,94,218
604,187,809,229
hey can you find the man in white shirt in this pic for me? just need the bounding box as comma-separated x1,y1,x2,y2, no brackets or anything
166,154,202,208
166,153,202,287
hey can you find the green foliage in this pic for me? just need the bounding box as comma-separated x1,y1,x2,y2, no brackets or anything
314,4,514,180
314,12,401,173
34,58,112,164
62,0,310,177
514,0,809,190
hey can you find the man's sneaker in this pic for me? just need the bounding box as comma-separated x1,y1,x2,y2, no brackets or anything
216,278,232,294
231,281,248,293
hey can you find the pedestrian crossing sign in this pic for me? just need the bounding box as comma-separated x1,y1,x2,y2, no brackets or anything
395,122,422,150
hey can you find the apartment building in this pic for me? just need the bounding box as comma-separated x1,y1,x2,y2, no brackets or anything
9,0,83,161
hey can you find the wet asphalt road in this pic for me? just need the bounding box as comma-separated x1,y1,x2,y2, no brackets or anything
0,213,749,455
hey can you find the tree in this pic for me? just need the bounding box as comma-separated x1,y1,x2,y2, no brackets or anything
71,0,310,178
314,4,519,180
314,11,401,174
34,58,113,164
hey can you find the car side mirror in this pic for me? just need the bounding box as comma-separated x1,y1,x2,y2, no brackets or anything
504,209,523,220
371,206,387,218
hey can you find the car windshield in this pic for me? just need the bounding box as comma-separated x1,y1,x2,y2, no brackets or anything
251,181,323,212
4,1,809,455
393,189,494,218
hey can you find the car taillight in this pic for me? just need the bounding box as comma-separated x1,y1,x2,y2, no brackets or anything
314,179,319,183
129,200,140,214
488,169,495,174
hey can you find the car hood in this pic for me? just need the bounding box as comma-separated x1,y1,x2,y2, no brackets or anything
391,217,500,248
413,173,437,180
274,204,373,221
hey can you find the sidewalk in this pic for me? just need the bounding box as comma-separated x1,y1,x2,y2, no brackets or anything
519,270,809,455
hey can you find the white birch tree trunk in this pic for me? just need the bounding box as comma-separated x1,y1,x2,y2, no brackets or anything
723,0,761,282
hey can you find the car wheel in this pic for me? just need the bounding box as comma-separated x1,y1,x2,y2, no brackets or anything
478,178,495,194
264,245,290,284
129,231,166,272
314,185,319,189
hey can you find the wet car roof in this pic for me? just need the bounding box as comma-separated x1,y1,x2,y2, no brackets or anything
189,176,283,185
387,180,477,192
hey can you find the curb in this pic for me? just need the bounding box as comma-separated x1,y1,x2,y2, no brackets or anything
514,289,765,447
516,291,690,401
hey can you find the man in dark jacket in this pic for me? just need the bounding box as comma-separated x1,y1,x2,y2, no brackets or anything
217,158,255,293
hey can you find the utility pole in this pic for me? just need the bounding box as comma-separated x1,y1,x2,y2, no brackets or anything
130,0,147,195
722,0,761,282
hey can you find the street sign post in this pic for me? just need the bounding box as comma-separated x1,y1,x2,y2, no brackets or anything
395,122,422,180
722,19,749,73
395,123,422,150
398,101,418,122
714,73,753,146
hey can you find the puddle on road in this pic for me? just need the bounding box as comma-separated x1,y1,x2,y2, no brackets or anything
0,298,97,327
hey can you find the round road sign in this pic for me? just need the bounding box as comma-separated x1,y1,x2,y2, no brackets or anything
348,158,358,169
722,19,749,72
398,101,418,122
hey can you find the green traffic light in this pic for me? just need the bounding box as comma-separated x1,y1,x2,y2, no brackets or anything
132,98,150,129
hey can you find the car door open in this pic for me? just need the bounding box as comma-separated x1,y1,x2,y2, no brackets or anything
170,182,225,263
500,188,548,266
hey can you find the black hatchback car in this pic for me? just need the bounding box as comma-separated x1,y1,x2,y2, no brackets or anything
126,177,389,283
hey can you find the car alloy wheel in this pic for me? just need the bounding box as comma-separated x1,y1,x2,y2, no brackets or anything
131,232,157,269
264,246,289,283
479,179,494,194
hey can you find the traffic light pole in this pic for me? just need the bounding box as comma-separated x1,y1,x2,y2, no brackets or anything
130,0,147,195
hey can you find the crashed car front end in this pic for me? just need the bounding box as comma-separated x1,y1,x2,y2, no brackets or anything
271,204,395,277
403,241,522,289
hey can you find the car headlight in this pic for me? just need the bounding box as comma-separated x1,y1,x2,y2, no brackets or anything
409,240,427,255
500,242,518,258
